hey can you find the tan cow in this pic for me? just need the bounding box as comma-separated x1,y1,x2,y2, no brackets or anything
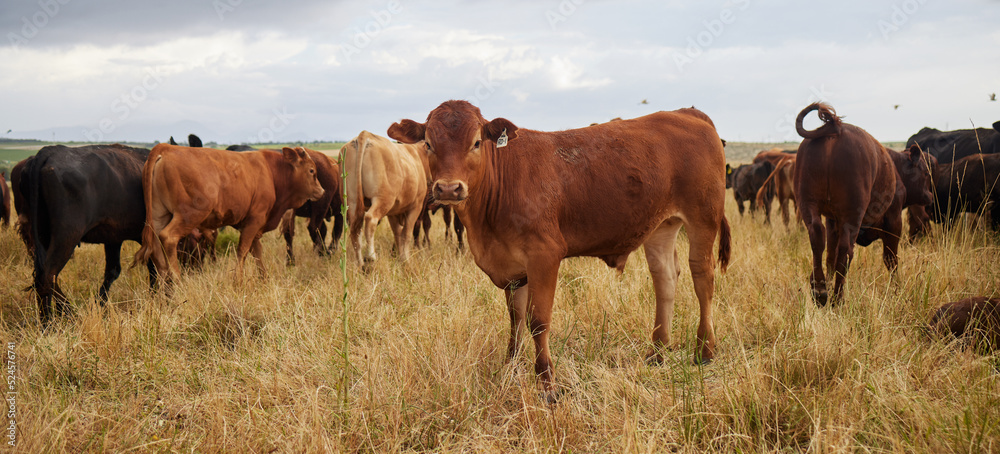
133,144,324,286
341,131,430,266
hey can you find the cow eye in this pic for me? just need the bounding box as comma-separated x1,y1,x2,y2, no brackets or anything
473,140,481,149
424,142,433,154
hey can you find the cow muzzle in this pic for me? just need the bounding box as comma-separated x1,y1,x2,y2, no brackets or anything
432,180,467,204
310,186,325,202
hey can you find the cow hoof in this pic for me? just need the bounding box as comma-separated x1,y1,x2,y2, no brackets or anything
812,290,829,307
645,345,673,366
693,355,713,366
538,387,566,405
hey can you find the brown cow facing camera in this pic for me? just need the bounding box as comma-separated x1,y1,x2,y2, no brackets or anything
794,103,929,306
133,145,325,288
388,100,731,399
930,297,1000,352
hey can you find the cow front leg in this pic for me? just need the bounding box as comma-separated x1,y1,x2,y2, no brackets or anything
280,209,296,266
525,254,562,399
881,210,903,272
250,232,267,279
98,242,124,305
504,282,529,361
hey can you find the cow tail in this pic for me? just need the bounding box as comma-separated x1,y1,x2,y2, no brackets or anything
351,133,369,232
26,154,45,283
718,215,731,273
131,152,162,269
796,102,842,139
754,157,790,207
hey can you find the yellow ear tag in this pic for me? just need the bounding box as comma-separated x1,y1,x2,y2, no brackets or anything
496,129,508,148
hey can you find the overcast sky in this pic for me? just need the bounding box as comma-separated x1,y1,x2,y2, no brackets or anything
1,0,997,144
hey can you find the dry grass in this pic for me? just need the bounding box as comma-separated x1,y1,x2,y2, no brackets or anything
1,196,999,452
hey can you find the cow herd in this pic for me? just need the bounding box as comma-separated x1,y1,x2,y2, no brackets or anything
1,100,998,400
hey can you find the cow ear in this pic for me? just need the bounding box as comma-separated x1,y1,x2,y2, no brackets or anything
993,121,1000,135
295,147,308,159
907,144,922,164
388,120,426,144
483,118,518,143
726,164,732,175
281,147,299,161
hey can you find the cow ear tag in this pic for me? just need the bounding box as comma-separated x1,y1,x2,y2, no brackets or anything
496,129,508,148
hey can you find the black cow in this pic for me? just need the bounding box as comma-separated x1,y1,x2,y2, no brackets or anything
21,144,157,324
226,144,257,151
168,134,203,148
906,123,1000,163
731,161,775,221
927,153,1000,230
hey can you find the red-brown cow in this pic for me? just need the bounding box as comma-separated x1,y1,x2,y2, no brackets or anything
755,155,797,227
278,148,344,266
388,100,731,397
794,103,919,306
133,145,324,286
930,297,1000,352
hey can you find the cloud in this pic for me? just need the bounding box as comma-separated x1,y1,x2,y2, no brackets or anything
0,0,998,144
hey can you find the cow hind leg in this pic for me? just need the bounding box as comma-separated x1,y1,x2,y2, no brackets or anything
98,242,124,305
804,214,828,306
685,217,721,365
35,234,79,323
831,223,859,304
643,219,683,365
157,219,193,287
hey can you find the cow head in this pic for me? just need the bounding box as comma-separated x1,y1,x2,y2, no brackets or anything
896,144,934,208
388,100,518,204
282,147,325,202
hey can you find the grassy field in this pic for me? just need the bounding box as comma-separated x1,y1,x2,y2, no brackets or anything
1,171,999,452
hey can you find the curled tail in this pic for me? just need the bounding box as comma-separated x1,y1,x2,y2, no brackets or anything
718,216,731,273
796,102,842,139
131,151,163,269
